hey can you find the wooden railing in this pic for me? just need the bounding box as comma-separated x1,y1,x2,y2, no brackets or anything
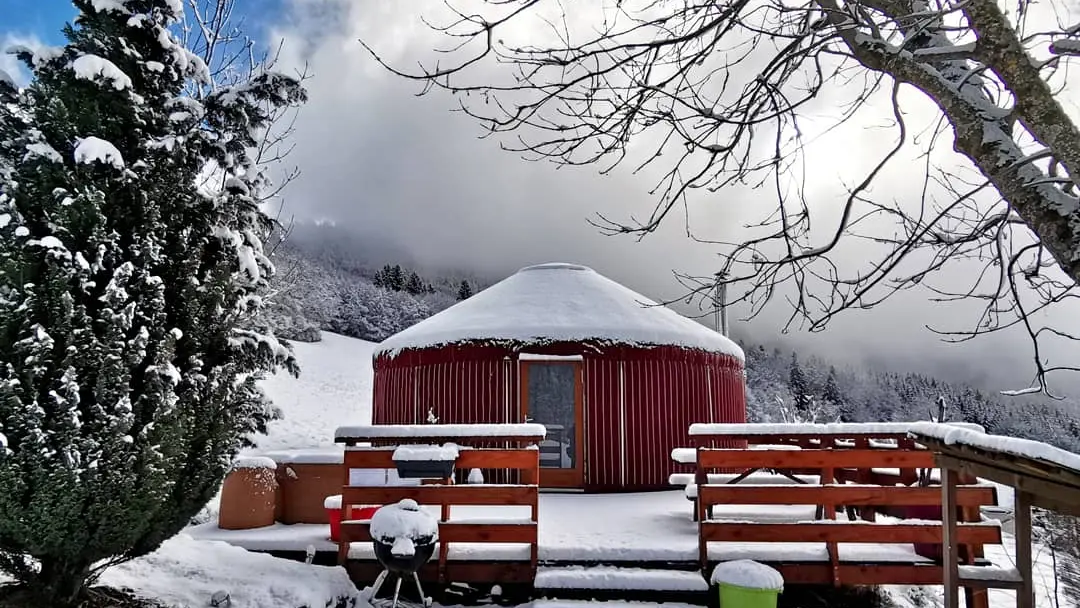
334,424,544,584
688,423,1000,593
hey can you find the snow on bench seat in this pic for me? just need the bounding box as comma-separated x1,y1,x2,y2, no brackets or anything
671,472,820,487
671,448,697,464
334,423,547,440
705,504,819,523
534,566,709,592
444,517,535,525
680,474,822,499
671,444,803,464
708,541,936,563
957,564,1023,584
690,422,984,437
348,541,531,561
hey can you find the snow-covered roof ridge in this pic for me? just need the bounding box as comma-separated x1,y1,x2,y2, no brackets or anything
374,262,743,360
908,421,1080,473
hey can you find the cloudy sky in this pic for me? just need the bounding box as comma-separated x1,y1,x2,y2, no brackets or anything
5,0,1078,393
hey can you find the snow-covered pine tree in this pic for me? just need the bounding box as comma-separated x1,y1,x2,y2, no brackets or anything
822,367,851,421
405,270,425,295
788,352,813,413
373,264,390,289
0,1,305,604
457,279,473,300
388,264,405,291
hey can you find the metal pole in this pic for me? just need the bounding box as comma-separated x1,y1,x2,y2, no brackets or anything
714,272,728,336
713,274,721,333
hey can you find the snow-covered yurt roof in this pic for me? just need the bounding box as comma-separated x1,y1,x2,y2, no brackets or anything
375,263,744,360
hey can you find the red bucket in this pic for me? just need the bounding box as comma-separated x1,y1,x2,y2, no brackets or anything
324,495,381,542
325,495,343,541
327,505,343,542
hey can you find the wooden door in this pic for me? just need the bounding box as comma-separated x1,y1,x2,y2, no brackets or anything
520,361,584,488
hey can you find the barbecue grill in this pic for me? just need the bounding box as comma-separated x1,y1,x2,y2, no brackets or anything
365,498,438,608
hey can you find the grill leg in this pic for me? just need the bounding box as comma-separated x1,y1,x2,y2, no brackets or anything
411,572,431,608
367,570,389,602
391,575,404,608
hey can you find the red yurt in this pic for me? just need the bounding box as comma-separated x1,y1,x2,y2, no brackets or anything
372,262,746,492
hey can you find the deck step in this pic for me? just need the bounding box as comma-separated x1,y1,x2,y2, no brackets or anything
534,566,710,592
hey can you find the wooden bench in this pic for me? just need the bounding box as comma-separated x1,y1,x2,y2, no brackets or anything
670,444,819,521
695,451,1000,585
334,424,544,585
684,422,1002,603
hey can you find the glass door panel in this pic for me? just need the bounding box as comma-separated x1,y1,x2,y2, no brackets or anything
525,363,577,470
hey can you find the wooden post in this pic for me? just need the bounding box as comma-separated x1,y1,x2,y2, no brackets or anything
822,467,840,587
697,446,708,569
1015,490,1034,608
942,465,960,608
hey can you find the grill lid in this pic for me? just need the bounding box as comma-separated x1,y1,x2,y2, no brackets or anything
370,498,439,545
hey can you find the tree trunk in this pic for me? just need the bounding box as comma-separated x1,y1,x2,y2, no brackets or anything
31,558,92,608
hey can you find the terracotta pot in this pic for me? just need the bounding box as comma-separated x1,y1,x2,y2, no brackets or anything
218,461,278,530
277,462,346,524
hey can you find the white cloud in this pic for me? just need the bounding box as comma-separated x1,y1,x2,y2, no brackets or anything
263,0,1080,393
0,33,46,87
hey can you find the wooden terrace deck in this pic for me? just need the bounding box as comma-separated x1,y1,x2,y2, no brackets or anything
191,422,1016,606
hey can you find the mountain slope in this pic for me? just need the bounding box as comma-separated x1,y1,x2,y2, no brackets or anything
255,332,376,452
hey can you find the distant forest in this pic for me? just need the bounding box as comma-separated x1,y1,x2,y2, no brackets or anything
263,223,1080,453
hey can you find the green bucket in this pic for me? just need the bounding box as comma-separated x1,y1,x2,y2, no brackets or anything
717,583,781,608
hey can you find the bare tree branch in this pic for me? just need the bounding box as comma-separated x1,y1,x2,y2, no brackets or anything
362,0,1080,395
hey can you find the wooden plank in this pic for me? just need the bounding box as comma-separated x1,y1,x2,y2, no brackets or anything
772,563,938,585
697,448,935,470
344,449,394,469
439,523,537,544
341,521,373,542
342,484,536,507
345,560,534,586
343,448,539,471
700,522,1002,545
341,521,537,544
698,484,996,507
823,467,840,588
340,436,543,447
1016,490,1034,608
457,450,539,470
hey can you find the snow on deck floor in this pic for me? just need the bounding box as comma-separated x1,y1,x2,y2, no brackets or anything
190,490,930,564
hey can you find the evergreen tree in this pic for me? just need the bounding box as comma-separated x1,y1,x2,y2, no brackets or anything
388,264,405,291
788,352,812,413
405,270,425,295
457,279,473,300
0,2,305,604
372,264,390,289
822,367,851,421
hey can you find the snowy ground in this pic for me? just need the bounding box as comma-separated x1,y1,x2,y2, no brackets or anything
41,332,1072,607
885,535,1064,608
253,332,375,452
98,534,360,608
